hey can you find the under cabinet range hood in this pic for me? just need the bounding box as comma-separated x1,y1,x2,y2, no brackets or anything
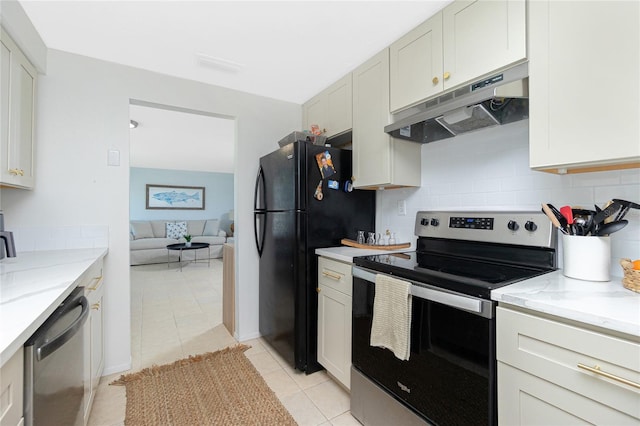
385,62,529,144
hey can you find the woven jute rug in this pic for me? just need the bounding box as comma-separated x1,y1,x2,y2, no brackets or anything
111,344,297,426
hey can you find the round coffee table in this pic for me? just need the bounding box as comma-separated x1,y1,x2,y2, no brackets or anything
166,242,210,271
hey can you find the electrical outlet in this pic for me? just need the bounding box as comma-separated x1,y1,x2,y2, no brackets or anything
398,200,407,216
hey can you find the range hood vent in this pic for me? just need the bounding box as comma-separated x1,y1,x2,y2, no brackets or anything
385,62,529,144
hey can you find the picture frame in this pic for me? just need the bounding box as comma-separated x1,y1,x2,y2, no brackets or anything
146,184,205,210
315,150,336,179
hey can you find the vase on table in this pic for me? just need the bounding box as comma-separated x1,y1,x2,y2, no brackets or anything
185,241,192,247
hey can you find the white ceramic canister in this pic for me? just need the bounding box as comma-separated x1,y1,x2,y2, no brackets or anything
562,234,611,281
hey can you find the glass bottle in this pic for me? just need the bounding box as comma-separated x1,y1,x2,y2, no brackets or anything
357,231,365,245
367,232,375,245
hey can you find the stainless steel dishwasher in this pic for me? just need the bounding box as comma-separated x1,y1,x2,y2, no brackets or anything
24,286,89,426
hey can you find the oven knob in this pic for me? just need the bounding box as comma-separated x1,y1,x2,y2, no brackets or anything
430,218,439,227
525,221,538,232
420,218,429,226
507,220,519,231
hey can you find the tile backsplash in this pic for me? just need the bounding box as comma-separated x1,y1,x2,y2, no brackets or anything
13,225,109,252
376,120,640,278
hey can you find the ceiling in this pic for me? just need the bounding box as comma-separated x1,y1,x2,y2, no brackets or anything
129,104,235,173
19,0,451,173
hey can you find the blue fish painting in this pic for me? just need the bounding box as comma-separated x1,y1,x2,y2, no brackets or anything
152,190,200,205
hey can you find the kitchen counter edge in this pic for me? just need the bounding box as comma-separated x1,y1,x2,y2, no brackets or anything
0,248,108,367
492,270,640,339
316,245,414,263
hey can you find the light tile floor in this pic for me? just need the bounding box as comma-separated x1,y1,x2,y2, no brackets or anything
88,260,360,426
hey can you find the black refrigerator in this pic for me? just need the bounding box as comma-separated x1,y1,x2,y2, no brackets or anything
254,140,375,373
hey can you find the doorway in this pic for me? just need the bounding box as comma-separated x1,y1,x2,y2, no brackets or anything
128,101,235,370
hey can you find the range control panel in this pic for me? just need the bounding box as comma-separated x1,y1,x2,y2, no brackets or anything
449,216,494,230
415,211,555,249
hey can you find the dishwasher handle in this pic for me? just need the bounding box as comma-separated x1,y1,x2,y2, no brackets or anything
36,294,89,361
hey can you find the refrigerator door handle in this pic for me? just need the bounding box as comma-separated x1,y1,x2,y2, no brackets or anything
254,212,266,257
254,166,266,211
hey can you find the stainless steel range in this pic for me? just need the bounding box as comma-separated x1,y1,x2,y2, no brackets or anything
350,211,557,426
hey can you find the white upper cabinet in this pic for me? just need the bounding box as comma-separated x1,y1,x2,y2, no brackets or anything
1,27,37,189
302,73,352,138
389,12,443,113
353,49,421,189
528,0,640,173
389,0,527,113
442,0,526,90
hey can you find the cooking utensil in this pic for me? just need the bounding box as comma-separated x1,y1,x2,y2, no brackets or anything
595,220,628,236
612,199,640,221
560,206,575,235
541,204,567,234
572,209,596,236
592,201,621,225
548,203,569,233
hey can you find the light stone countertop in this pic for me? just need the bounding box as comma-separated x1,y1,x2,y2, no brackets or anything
492,270,640,338
0,248,108,367
315,245,414,264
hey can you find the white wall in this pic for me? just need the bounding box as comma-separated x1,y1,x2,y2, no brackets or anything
1,49,300,374
376,120,640,278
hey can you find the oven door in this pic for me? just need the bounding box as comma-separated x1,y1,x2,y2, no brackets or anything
352,266,497,426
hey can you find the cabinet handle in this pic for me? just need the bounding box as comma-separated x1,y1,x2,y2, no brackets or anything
577,363,640,389
316,288,321,293
432,76,439,85
322,271,342,280
8,168,22,176
92,302,101,310
87,276,103,291
443,72,451,80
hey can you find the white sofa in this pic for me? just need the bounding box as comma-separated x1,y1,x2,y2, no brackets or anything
129,219,227,265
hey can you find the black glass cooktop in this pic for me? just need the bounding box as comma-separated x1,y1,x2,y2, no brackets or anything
353,251,554,299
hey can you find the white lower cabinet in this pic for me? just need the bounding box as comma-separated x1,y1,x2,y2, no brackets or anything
317,256,352,389
0,347,24,426
497,306,640,424
81,260,105,425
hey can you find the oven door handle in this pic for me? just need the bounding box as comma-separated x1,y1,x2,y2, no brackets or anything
352,266,493,319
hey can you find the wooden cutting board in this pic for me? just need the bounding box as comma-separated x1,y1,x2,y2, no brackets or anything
340,238,410,250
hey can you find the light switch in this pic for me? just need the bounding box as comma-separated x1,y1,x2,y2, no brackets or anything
108,149,120,166
398,200,407,216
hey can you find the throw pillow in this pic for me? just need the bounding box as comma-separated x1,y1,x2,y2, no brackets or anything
203,219,220,236
166,221,188,239
131,222,154,240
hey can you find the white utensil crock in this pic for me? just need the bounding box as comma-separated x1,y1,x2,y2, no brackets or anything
562,234,611,281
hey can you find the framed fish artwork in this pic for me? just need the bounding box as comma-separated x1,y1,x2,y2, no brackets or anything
146,184,205,210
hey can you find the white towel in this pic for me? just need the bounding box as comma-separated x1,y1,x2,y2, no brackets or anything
370,274,412,361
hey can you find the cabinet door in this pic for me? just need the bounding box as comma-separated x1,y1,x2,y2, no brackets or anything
529,0,640,172
326,74,352,137
302,94,326,134
0,28,36,189
0,347,23,426
90,294,104,390
389,12,443,112
317,284,352,389
353,49,392,188
499,362,639,425
303,74,352,138
442,0,526,90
